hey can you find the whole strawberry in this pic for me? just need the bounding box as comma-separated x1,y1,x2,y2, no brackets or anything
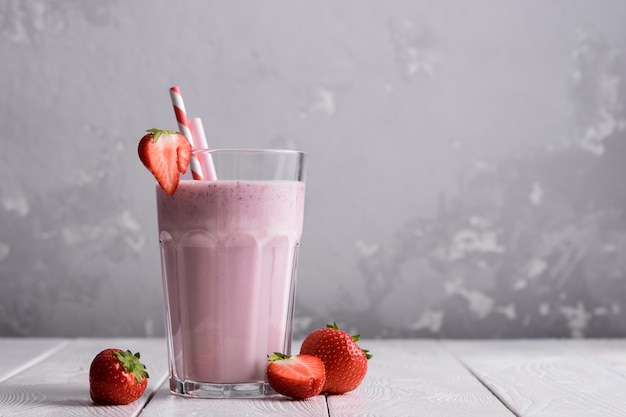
89,348,149,405
267,353,326,400
138,128,192,195
300,322,371,395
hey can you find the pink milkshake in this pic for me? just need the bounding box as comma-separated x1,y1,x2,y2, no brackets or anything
157,176,305,397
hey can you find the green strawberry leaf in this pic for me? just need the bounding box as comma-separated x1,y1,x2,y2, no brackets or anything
146,128,180,142
114,350,149,383
267,352,292,362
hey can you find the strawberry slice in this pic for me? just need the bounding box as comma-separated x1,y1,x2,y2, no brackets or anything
138,128,192,195
266,353,326,400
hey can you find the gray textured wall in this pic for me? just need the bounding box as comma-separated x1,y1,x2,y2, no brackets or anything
1,1,625,339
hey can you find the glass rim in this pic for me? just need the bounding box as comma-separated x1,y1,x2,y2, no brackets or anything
192,148,306,156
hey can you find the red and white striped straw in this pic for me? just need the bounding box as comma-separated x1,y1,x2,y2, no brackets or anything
169,86,205,180
189,117,218,180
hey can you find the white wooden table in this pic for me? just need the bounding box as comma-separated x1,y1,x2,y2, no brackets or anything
1,338,626,416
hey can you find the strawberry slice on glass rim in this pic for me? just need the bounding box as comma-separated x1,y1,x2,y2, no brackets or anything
138,128,192,195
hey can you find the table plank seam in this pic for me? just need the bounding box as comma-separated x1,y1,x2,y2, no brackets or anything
323,393,331,417
440,341,522,417
136,372,170,417
456,357,521,417
0,339,71,384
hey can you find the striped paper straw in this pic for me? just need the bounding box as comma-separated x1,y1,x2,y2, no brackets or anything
189,117,218,180
169,86,205,180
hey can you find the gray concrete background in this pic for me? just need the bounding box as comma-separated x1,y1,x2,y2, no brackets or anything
1,0,625,339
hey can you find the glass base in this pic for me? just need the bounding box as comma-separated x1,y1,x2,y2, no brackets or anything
170,377,278,398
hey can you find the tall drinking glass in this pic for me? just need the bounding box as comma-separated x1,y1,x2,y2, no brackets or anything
156,149,306,398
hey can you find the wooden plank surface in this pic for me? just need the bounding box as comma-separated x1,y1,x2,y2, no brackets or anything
0,338,67,383
0,338,168,417
3,338,626,416
446,339,626,417
327,340,515,417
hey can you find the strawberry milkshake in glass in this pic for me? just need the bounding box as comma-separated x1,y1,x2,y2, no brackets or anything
156,149,306,398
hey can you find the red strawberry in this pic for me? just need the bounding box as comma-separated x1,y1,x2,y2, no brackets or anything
266,353,326,400
138,128,192,195
89,348,149,405
300,322,372,395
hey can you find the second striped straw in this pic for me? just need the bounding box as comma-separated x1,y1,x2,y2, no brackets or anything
169,86,216,180
189,117,218,180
